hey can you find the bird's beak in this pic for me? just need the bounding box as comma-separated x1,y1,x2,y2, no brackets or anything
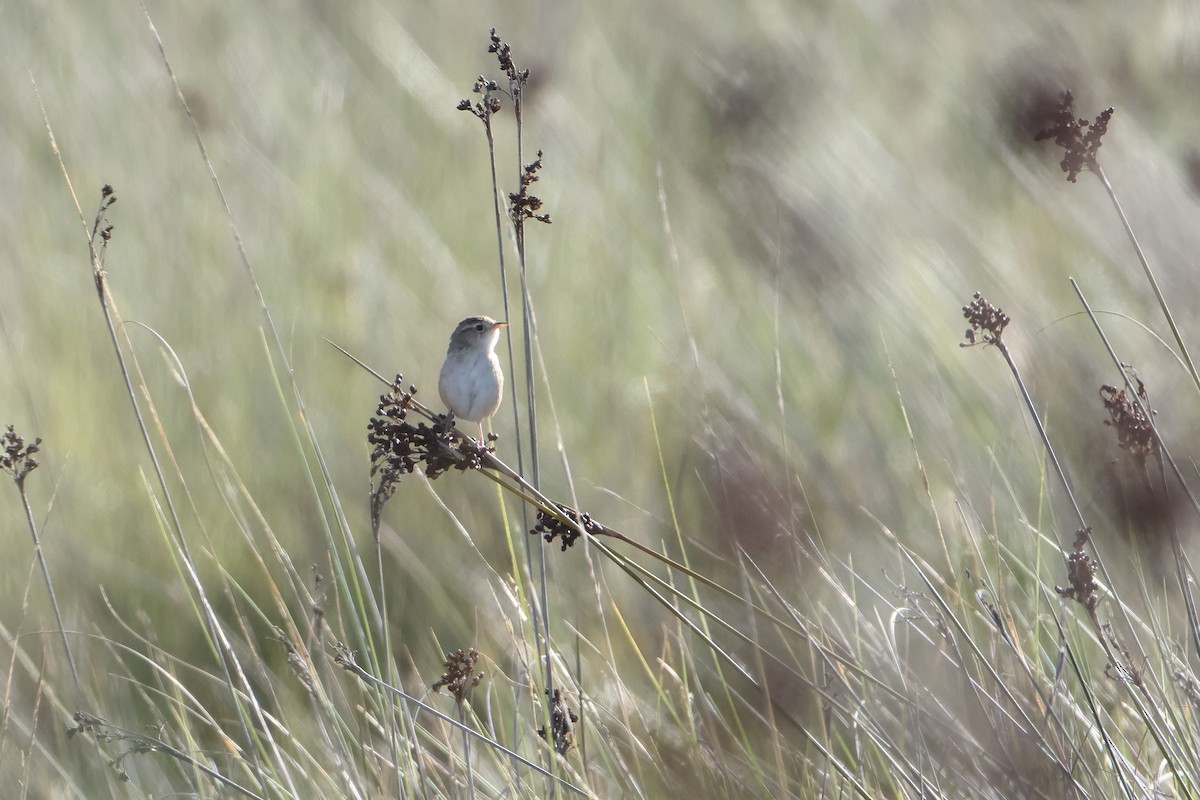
495,321,509,329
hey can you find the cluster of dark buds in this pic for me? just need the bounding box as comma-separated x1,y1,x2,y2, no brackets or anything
1034,90,1114,183
96,185,117,243
432,647,483,702
538,688,578,756
531,502,599,551
457,78,502,120
488,28,530,88
457,29,531,121
1055,527,1100,611
1,424,41,486
510,150,551,226
960,292,1010,347
367,376,494,531
88,185,118,293
1099,380,1158,465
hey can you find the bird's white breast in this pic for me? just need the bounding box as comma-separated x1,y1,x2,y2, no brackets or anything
439,348,503,423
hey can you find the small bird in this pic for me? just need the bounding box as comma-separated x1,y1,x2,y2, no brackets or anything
438,315,507,441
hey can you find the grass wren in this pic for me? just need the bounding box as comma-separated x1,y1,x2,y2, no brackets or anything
438,316,507,440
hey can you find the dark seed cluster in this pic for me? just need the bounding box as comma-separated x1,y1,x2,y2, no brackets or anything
431,647,483,703
1034,90,1114,183
367,376,493,532
456,29,530,122
457,78,502,120
1099,381,1158,465
96,185,117,243
1,424,41,486
510,150,551,226
1055,528,1100,611
488,28,529,87
538,688,578,756
961,292,1010,347
531,502,598,551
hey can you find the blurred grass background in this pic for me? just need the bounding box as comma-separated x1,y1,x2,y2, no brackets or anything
4,0,1200,794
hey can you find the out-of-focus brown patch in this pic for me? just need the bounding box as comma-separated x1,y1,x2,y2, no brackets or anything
990,46,1083,156
179,83,216,132
1009,81,1069,147
688,429,806,560
1090,455,1185,576
1184,150,1200,199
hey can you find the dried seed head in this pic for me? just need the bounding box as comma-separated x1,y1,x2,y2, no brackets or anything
1033,90,1114,182
537,688,578,755
1099,380,1158,465
431,648,483,703
1,425,42,485
960,292,1010,347
531,502,598,550
1055,528,1100,610
368,375,495,536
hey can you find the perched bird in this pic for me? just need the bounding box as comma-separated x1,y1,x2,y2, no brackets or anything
438,315,507,441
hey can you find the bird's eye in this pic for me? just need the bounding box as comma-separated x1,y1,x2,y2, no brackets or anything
475,323,485,331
